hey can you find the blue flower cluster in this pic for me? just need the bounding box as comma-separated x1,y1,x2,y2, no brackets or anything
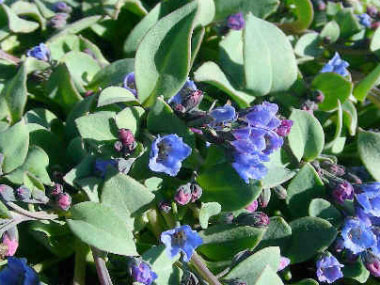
333,182,380,278
316,254,344,284
26,43,50,62
357,13,371,28
230,102,285,183
0,257,39,285
320,52,349,77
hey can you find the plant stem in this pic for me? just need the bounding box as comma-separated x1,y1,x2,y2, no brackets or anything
190,253,222,285
73,240,89,285
91,247,113,285
7,202,58,220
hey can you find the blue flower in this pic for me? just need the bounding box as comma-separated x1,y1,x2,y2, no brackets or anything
357,13,371,27
123,72,137,97
316,255,344,284
130,261,157,285
320,52,349,77
160,225,203,262
232,153,268,183
26,43,50,62
341,218,376,254
0,257,39,285
227,12,245,30
168,80,202,113
209,105,236,127
94,159,117,178
149,134,192,176
356,182,380,217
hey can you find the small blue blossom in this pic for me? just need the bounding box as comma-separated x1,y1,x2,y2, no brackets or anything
160,225,203,262
341,218,376,254
320,52,349,77
53,1,72,13
94,159,117,178
168,80,202,112
227,12,245,30
209,105,236,127
357,13,371,28
0,257,39,285
123,72,137,97
316,255,344,284
232,153,268,183
149,134,192,176
26,43,50,62
130,261,157,285
356,182,380,217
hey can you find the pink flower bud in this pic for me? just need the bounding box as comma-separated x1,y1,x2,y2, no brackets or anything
174,184,192,206
57,193,71,211
245,200,258,212
2,232,18,256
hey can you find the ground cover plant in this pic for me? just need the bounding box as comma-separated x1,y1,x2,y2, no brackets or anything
0,0,380,284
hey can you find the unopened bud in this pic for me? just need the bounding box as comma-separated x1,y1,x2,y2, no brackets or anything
367,6,378,18
114,141,123,152
317,0,326,11
2,229,18,256
313,90,325,103
16,186,31,202
321,161,345,176
245,200,258,212
334,238,345,253
278,256,290,271
190,183,202,202
332,181,354,204
273,185,287,200
57,193,71,211
182,90,203,111
234,212,270,228
118,129,136,153
0,184,15,202
258,188,271,208
84,90,94,97
48,13,69,29
372,22,380,30
158,201,172,213
363,252,380,277
226,12,245,30
301,100,318,114
53,1,72,13
276,120,293,137
33,189,49,204
220,212,234,224
174,183,192,206
344,172,362,184
50,183,63,196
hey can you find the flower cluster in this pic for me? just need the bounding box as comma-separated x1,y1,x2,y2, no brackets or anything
129,259,157,285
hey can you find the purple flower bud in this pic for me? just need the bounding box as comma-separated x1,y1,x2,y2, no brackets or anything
57,193,71,211
235,212,270,227
227,12,245,30
317,0,326,11
190,128,203,135
334,238,345,253
273,185,287,200
27,43,50,62
367,6,378,17
190,183,202,203
118,128,136,153
372,22,380,30
2,229,18,256
220,212,234,224
174,184,192,206
16,186,31,202
50,183,63,196
332,181,354,204
53,1,72,13
158,201,172,213
130,260,158,285
258,188,271,208
123,72,137,97
84,90,94,97
313,90,325,103
363,252,380,277
278,256,290,271
321,161,345,176
33,189,49,204
245,200,258,212
276,120,293,137
114,141,123,152
48,13,69,29
0,184,15,202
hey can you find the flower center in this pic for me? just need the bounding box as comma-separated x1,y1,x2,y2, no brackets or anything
172,230,186,246
157,141,172,161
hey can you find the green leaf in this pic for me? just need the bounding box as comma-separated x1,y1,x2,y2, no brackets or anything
286,164,325,217
0,120,29,173
370,27,380,58
199,202,222,229
261,165,295,189
294,33,323,59
213,0,279,21
198,224,266,261
243,13,297,95
312,72,352,111
11,1,46,30
342,100,357,136
75,111,117,142
280,0,314,33
354,64,380,101
5,146,51,185
0,62,27,122
285,217,337,263
288,110,325,161
193,62,254,108
320,21,340,43
196,0,215,26
197,163,262,211
135,1,198,105
334,8,361,38
254,265,284,285
97,86,138,107
255,217,292,252
87,58,135,89
64,156,96,187
67,201,137,256
100,172,155,219
0,4,39,33
358,129,380,181
45,64,82,114
224,247,281,285
342,260,370,284
309,198,342,226
0,200,11,219
115,106,144,135
292,279,319,285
